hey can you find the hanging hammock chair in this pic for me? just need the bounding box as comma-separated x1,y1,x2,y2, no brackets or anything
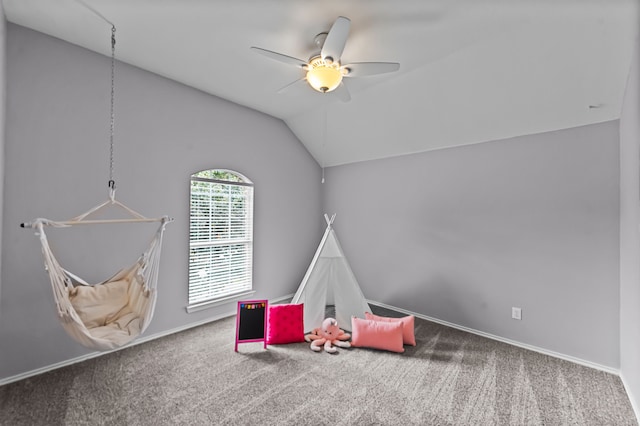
20,12,173,351
22,195,172,351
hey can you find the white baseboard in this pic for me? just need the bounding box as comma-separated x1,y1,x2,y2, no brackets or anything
621,373,640,421
0,294,297,387
367,300,620,376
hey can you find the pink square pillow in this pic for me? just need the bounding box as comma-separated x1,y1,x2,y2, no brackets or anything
365,312,416,346
266,304,305,345
350,317,404,353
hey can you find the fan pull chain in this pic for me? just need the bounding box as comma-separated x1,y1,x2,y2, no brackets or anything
321,107,327,184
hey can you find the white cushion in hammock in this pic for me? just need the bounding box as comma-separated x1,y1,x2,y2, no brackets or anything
71,279,130,328
69,274,146,344
88,313,142,347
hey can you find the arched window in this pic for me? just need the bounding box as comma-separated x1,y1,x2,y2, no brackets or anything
188,169,254,310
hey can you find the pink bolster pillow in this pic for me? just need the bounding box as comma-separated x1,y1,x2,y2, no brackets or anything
365,312,416,346
351,317,404,353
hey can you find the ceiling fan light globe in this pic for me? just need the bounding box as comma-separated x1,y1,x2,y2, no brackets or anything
306,63,343,93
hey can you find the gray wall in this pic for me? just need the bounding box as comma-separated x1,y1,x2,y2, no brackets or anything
0,24,322,381
0,2,5,307
620,37,640,413
324,122,621,367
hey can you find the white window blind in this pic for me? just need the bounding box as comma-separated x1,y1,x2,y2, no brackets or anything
189,170,253,307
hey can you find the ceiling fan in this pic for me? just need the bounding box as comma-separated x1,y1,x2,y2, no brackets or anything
250,16,400,102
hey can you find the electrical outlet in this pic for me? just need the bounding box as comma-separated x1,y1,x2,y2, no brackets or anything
512,307,522,320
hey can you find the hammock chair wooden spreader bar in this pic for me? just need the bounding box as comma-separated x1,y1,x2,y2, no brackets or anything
22,195,173,351
20,191,168,228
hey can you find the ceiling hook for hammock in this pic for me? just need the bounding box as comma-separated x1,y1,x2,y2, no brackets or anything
108,179,116,202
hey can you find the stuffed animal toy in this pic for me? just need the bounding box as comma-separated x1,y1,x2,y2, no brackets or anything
305,317,351,353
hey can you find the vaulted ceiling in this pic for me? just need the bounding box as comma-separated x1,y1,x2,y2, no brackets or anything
3,0,638,166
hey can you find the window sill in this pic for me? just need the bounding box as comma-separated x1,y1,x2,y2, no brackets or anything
186,291,256,313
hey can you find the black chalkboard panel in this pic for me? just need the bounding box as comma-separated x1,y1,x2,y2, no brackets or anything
235,300,268,351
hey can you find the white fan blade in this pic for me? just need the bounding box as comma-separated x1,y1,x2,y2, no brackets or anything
332,82,351,102
277,78,307,94
342,62,400,77
321,16,350,64
250,47,307,68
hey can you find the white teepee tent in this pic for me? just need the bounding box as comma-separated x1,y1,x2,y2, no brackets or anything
292,214,371,332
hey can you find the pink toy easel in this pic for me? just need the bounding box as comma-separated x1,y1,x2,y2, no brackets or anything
235,300,268,351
